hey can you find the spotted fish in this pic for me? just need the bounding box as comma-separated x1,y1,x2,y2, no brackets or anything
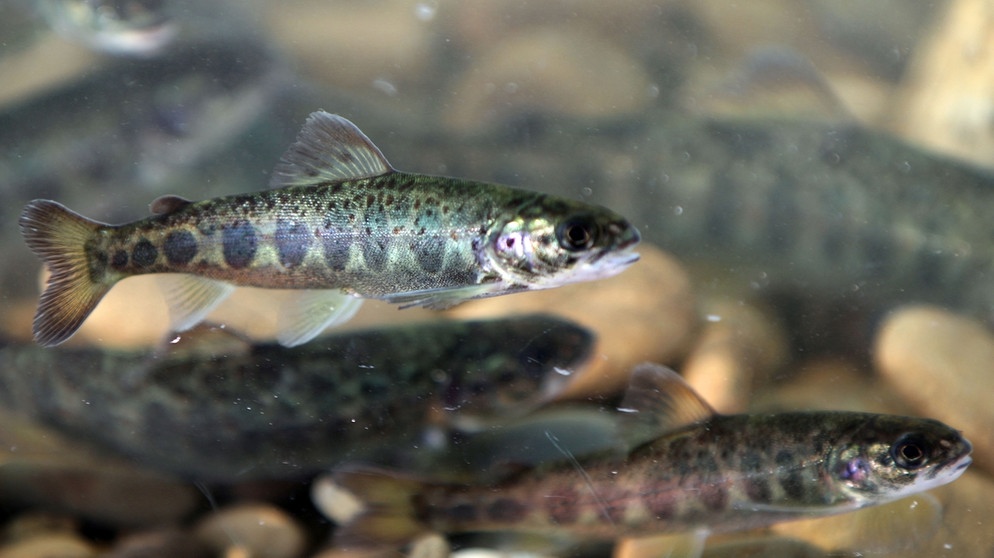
18,111,640,347
322,364,971,550
0,314,594,480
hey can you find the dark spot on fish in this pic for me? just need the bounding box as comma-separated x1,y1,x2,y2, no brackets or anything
445,503,478,522
110,250,128,270
322,230,350,271
163,230,197,266
700,483,728,512
363,236,389,272
860,234,894,276
487,498,527,523
348,213,356,223
222,221,257,269
545,486,579,525
706,169,739,242
642,486,676,520
132,238,158,268
820,227,846,261
276,220,311,268
741,451,773,503
385,194,395,206
366,194,375,208
392,226,405,235
412,236,445,273
776,449,806,500
914,249,944,289
414,199,422,211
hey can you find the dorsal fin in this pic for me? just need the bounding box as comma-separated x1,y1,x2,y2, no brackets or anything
618,363,717,449
269,111,394,189
149,195,193,215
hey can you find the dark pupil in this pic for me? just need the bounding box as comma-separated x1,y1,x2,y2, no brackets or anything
893,434,929,469
558,218,596,251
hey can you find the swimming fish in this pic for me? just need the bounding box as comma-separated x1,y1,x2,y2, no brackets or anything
320,364,971,550
0,314,593,480
18,111,640,347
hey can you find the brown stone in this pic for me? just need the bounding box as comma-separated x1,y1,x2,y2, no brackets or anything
194,503,307,558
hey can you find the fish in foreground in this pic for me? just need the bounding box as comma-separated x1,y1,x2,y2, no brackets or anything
18,111,640,347
320,364,971,551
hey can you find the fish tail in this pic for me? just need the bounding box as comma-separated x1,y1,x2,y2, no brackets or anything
19,200,115,346
318,466,431,548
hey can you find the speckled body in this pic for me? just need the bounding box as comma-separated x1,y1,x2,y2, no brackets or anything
94,173,571,295
0,315,593,480
410,412,970,539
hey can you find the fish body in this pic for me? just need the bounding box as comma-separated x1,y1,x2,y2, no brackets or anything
0,315,593,480
326,365,971,547
19,111,640,347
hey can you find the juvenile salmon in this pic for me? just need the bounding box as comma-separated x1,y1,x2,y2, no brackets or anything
0,315,593,480
18,111,640,347
323,364,971,549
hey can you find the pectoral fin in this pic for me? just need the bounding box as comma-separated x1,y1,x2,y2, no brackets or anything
276,289,364,347
383,283,519,310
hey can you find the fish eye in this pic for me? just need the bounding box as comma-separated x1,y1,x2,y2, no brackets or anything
556,215,599,251
892,433,930,469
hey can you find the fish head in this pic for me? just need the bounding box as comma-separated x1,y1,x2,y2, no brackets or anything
830,415,972,506
487,198,641,289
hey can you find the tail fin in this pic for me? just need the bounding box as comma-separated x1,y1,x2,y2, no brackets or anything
19,200,114,346
314,466,431,548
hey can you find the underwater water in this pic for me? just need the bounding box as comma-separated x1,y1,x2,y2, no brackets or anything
0,0,992,556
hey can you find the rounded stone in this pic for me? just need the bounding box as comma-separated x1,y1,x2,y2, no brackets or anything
193,503,307,558
443,26,653,135
680,295,788,413
0,534,96,558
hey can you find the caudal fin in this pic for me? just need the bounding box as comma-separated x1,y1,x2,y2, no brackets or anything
313,466,431,548
19,200,114,346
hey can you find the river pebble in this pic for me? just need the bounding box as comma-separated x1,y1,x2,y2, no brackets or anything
873,305,994,474
194,503,308,558
681,296,788,413
442,25,652,135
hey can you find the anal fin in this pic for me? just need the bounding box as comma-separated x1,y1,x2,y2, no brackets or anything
158,274,235,332
276,289,363,347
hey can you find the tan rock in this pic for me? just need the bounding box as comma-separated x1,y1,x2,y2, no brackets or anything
889,0,994,169
443,26,652,135
106,528,211,558
681,296,788,413
446,243,698,400
873,305,994,474
194,503,307,558
263,1,435,94
0,534,96,558
751,358,912,415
